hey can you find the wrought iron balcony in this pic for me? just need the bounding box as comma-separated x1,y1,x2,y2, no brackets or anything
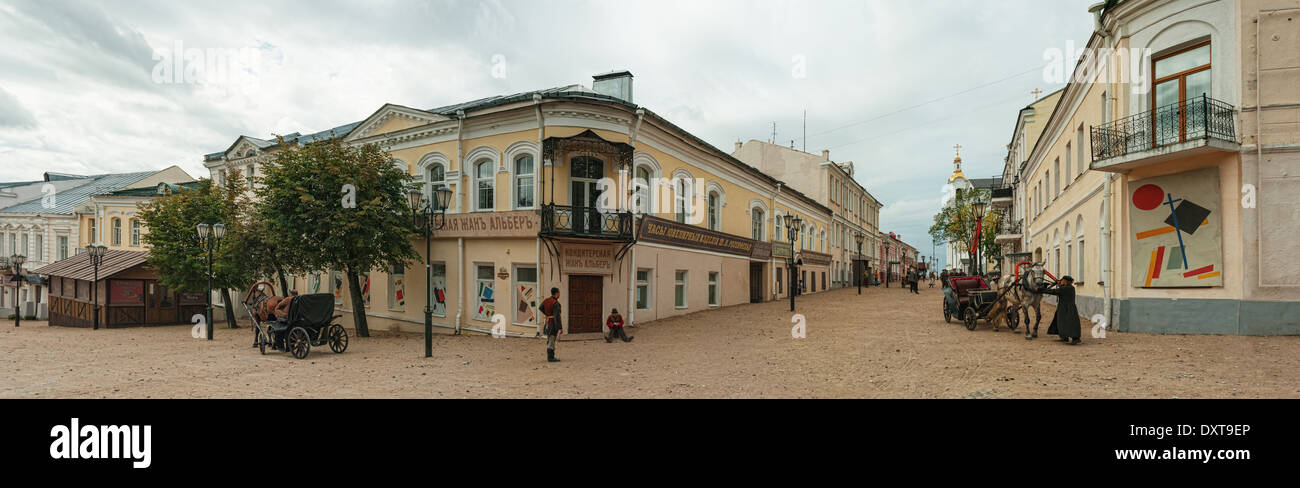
539,204,635,241
1090,95,1237,170
995,218,1023,243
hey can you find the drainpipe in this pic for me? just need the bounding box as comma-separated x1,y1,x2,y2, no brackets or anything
534,94,544,335
454,110,465,335
627,109,645,324
771,183,781,300
1101,173,1115,329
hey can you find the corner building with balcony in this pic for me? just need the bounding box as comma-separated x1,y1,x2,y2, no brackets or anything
1020,0,1300,335
204,72,833,336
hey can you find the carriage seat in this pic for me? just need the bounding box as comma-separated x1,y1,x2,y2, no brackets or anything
948,277,989,299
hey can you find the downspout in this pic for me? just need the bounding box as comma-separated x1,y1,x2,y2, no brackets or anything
771,183,781,300
534,94,544,336
1101,174,1114,329
627,109,645,325
454,110,465,335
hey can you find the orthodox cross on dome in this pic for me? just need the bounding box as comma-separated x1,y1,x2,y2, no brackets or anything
1031,88,1043,100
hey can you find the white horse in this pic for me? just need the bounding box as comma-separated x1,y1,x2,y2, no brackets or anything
998,262,1048,340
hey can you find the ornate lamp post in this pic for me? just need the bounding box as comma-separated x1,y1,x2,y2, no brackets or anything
782,214,802,312
409,186,453,358
971,199,987,277
86,245,106,330
854,232,865,295
196,223,226,341
9,254,24,327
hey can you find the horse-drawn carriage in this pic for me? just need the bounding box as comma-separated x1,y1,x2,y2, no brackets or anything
242,281,349,359
942,276,1004,331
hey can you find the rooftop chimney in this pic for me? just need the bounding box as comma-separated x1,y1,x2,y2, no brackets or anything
593,70,634,103
735,141,743,153
822,149,830,161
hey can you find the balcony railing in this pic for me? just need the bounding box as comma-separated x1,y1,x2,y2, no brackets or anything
998,218,1023,236
991,187,1013,200
539,204,634,241
1091,94,1236,162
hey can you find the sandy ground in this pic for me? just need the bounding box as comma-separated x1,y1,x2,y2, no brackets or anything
2,284,1298,398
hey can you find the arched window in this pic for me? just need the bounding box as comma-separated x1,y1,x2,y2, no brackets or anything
634,166,653,214
475,160,494,211
111,218,121,245
750,208,764,241
130,219,141,246
675,179,693,223
514,155,534,209
1064,222,1072,276
707,191,721,231
426,163,446,211
1076,215,1086,282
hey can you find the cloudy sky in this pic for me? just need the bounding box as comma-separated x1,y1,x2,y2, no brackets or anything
0,0,1097,267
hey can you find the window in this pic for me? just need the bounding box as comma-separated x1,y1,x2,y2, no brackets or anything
751,209,764,241
707,192,720,231
111,218,121,245
130,219,141,246
514,155,534,209
674,270,688,308
34,234,42,261
57,236,68,261
388,265,405,311
636,269,652,310
475,160,495,211
514,266,538,325
474,264,495,320
426,163,447,211
675,179,690,223
429,263,447,317
245,163,255,180
634,167,652,214
1077,238,1086,282
88,218,96,244
707,272,719,307
1065,143,1072,186
821,272,826,291
1077,125,1086,178
776,268,783,295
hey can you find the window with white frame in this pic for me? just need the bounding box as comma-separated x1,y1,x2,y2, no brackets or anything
475,160,495,211
474,264,495,320
751,208,764,241
707,192,720,231
130,219,140,246
426,163,447,211
88,218,96,244
634,166,652,214
1065,143,1072,186
636,269,652,310
514,155,534,209
111,218,121,245
388,264,405,311
708,272,719,307
34,234,42,261
514,266,538,326
57,236,68,261
674,270,688,308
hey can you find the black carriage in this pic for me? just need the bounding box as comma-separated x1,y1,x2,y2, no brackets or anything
942,276,1000,331
243,283,348,359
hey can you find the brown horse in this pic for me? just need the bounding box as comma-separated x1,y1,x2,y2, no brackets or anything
998,263,1048,340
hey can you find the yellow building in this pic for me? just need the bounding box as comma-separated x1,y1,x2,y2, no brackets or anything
204,72,834,336
1019,0,1300,335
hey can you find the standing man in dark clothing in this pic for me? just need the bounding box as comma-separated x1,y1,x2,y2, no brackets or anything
909,268,920,294
1041,276,1081,345
539,287,563,362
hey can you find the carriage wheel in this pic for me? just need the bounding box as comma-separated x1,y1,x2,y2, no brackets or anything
963,308,978,331
288,327,311,360
328,324,349,354
258,328,267,356
943,302,952,323
1006,310,1020,331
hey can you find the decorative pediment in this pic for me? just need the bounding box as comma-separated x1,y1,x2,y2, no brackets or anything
223,136,267,161
346,104,451,141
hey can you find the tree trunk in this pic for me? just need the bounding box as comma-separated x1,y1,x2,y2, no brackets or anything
220,288,239,329
275,266,290,296
346,267,369,337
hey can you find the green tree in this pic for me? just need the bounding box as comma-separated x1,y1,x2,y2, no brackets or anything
254,138,418,337
138,172,256,329
929,188,1003,274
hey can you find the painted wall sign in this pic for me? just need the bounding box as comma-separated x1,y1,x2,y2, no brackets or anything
561,244,616,275
773,242,793,259
1129,167,1223,288
436,210,540,239
751,241,773,260
638,216,755,257
799,251,832,267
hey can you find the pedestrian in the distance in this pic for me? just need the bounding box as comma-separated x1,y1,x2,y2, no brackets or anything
540,287,563,362
1041,276,1081,345
909,268,920,294
604,308,633,343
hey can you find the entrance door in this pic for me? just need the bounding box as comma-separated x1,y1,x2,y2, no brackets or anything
749,263,763,303
567,275,603,333
570,156,604,235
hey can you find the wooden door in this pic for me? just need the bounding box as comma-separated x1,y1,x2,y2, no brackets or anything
567,275,603,333
749,263,763,303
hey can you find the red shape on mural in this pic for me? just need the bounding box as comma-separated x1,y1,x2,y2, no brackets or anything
1133,184,1164,211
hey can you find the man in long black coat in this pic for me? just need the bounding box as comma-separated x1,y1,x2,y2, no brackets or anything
1040,276,1081,345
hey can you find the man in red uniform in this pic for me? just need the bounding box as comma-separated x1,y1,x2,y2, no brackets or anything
539,287,563,362
604,308,633,343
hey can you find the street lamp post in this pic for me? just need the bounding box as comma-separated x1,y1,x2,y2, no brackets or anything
409,186,453,358
854,232,865,295
9,254,25,327
971,199,987,277
86,245,106,330
782,214,802,312
196,223,226,341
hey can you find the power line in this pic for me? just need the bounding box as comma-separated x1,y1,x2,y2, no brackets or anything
826,92,1028,152
798,63,1050,144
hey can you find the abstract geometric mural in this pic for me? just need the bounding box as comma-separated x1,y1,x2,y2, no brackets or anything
1129,167,1222,287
